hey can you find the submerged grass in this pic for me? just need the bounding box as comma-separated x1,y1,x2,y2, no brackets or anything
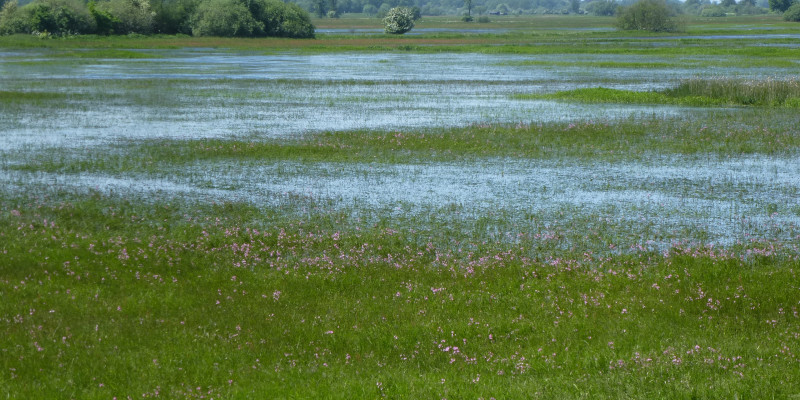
0,90,72,104
8,115,800,175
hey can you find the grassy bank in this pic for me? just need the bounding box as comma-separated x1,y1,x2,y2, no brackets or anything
1,187,799,399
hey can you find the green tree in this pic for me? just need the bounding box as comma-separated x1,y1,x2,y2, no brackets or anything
248,0,314,38
94,0,155,34
768,0,792,11
190,0,260,36
464,0,472,16
26,0,95,35
616,0,677,31
0,0,30,34
362,4,376,15
409,5,420,20
570,0,580,13
313,0,325,17
88,0,119,34
151,0,196,34
383,5,413,33
785,2,800,20
585,0,616,16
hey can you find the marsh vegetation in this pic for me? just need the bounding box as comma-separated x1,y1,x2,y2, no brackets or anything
1,14,800,399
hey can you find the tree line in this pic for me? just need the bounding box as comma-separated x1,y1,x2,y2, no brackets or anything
0,0,315,37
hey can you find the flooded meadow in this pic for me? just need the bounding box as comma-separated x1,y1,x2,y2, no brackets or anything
2,21,800,398
2,46,799,252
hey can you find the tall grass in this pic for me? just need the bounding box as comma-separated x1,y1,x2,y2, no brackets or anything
526,77,800,108
665,77,800,107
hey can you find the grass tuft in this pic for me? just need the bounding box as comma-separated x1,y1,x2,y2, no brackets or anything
519,77,800,108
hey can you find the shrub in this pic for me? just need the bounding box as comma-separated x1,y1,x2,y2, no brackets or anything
477,15,490,22
88,0,118,34
93,0,155,34
409,5,421,20
376,3,390,18
362,4,376,15
785,2,800,21
25,0,95,35
585,0,617,15
461,14,473,21
249,0,315,38
151,0,196,34
0,0,30,34
616,0,677,32
190,0,260,36
768,0,792,12
326,9,337,18
699,5,726,17
383,6,413,34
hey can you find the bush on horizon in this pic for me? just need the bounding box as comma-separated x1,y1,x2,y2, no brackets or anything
0,0,314,37
383,6,414,34
616,0,678,32
785,2,800,21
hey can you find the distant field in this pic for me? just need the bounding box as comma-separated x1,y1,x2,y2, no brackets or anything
2,15,800,399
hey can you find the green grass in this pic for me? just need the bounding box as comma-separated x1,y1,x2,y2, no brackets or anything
2,15,800,398
666,77,800,107
0,189,798,398
0,90,73,104
519,79,800,108
8,115,799,176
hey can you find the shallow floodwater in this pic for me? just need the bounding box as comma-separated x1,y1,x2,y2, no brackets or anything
0,49,781,149
1,48,798,249
4,155,798,247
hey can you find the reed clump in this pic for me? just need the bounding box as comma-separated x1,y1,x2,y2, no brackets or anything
528,77,800,108
665,77,800,107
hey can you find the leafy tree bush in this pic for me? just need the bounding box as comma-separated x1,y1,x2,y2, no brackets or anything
477,15,490,22
88,0,118,34
409,5,420,20
151,0,197,34
699,5,726,16
383,6,413,34
376,3,390,18
0,0,31,33
785,2,800,20
249,0,314,38
768,0,792,11
190,0,260,36
25,0,94,35
94,0,155,34
616,0,677,31
362,4,376,15
585,0,617,15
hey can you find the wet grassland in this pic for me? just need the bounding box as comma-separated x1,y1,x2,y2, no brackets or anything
2,15,800,398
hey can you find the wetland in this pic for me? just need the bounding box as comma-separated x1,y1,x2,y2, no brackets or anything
1,15,800,399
